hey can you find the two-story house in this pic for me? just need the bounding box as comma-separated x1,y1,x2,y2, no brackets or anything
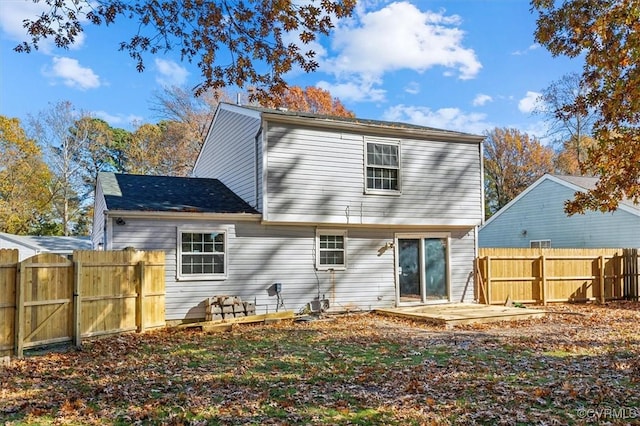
92,103,484,322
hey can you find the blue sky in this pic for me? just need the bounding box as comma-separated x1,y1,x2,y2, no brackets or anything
0,0,583,139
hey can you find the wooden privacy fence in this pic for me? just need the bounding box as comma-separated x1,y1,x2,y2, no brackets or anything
475,248,640,305
0,249,165,358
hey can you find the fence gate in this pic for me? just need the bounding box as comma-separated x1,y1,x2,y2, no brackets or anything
0,250,18,358
15,253,74,355
623,248,640,300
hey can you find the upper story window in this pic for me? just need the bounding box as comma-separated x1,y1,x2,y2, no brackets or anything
365,140,401,193
316,230,347,270
530,239,551,248
178,229,227,280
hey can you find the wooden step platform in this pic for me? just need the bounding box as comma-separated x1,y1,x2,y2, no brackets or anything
177,310,295,332
375,303,546,327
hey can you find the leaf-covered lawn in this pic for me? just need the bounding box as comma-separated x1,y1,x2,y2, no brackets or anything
2,302,639,425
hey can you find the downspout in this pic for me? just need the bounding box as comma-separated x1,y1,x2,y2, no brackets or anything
254,128,262,209
479,139,486,227
476,139,485,302
261,119,269,220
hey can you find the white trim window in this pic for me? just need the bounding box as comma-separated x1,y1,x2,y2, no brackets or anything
316,230,347,270
530,239,551,248
365,140,401,193
178,229,227,280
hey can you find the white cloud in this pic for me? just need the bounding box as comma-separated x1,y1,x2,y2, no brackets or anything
472,94,493,106
93,111,144,128
44,56,101,90
316,78,386,103
518,91,542,114
323,2,481,81
512,44,540,56
0,1,87,52
383,104,491,135
155,58,189,87
404,82,421,95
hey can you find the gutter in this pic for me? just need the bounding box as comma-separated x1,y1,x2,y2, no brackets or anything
104,210,263,221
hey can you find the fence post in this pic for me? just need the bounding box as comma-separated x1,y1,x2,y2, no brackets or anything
486,256,492,305
14,262,25,358
475,257,488,304
73,261,82,348
136,261,146,332
631,249,640,302
541,255,547,306
599,255,606,303
474,257,479,303
617,253,624,299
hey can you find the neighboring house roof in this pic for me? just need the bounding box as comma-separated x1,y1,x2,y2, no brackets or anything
483,174,640,228
0,232,92,252
99,172,260,214
556,174,640,211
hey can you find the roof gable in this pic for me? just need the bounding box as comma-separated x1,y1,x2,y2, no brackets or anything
99,173,259,214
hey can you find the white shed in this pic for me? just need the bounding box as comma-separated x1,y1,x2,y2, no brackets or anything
0,232,92,261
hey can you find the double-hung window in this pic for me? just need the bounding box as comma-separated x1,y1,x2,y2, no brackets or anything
178,229,227,280
316,230,347,270
365,140,401,193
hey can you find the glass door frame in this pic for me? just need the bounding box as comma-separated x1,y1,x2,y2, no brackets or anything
395,232,451,305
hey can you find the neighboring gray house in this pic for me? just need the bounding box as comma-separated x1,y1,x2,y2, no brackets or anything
93,103,484,321
479,174,640,248
0,232,92,261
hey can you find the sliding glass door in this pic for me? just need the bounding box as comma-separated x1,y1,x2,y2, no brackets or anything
397,235,449,303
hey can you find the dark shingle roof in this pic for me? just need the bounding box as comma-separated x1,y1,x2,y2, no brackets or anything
100,173,259,214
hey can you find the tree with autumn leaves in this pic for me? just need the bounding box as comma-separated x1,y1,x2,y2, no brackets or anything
0,116,53,234
483,127,556,218
268,86,355,117
535,72,600,175
532,0,640,214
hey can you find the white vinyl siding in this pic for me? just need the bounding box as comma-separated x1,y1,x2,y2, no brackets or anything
107,217,476,321
448,228,477,303
264,123,482,226
91,179,107,249
194,107,262,208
